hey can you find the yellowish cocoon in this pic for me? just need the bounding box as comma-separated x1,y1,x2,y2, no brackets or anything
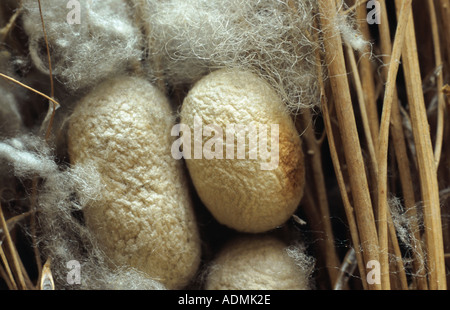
67,76,201,289
180,69,305,233
205,235,310,290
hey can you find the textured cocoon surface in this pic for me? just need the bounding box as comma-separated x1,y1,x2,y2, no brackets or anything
205,235,311,290
67,76,201,289
180,68,305,233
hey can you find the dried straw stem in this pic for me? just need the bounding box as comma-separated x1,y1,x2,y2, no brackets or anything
376,0,412,290
437,0,450,66
318,0,380,289
0,1,22,42
310,18,367,287
299,109,341,287
0,73,59,107
345,44,378,196
322,96,368,290
0,245,17,290
354,0,379,146
377,0,428,290
394,0,447,290
0,203,27,290
427,0,445,166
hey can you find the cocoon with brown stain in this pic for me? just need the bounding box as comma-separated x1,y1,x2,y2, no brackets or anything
205,235,311,290
180,68,305,233
67,76,201,289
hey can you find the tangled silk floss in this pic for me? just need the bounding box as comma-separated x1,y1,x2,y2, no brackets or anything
22,0,143,93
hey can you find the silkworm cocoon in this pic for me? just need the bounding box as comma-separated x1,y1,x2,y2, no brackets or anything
205,235,311,290
67,76,201,289
179,68,305,233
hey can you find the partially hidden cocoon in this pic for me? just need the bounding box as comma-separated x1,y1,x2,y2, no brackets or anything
205,234,312,290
